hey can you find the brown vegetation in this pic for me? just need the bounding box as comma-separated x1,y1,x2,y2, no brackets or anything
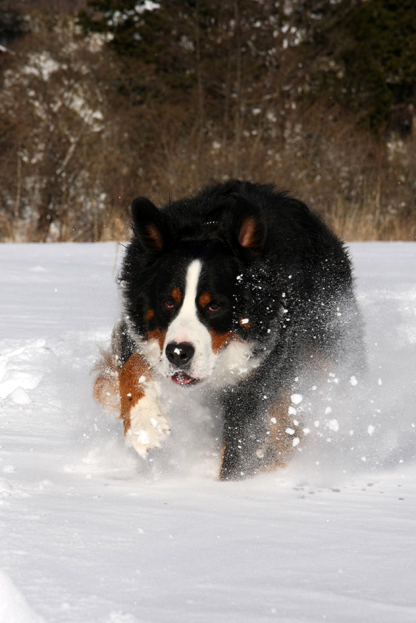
0,3,415,242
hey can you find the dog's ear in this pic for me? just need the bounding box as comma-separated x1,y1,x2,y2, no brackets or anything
131,197,166,253
229,194,266,255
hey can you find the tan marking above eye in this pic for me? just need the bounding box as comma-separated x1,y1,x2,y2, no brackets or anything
170,287,182,305
199,292,212,308
145,309,155,322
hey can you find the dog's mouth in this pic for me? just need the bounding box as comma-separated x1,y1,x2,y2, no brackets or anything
171,371,201,387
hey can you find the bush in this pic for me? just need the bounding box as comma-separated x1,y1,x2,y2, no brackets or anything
0,1,415,241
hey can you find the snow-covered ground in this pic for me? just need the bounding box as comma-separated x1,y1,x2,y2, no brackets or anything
1,242,416,623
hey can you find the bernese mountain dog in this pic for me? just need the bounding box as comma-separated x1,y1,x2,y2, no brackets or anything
94,180,364,480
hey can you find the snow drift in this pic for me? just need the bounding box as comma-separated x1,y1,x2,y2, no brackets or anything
0,242,415,623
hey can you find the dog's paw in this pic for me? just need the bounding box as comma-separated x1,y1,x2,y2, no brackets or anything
125,394,170,459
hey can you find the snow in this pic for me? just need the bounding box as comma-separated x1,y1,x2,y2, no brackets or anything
22,52,60,82
1,242,416,622
0,570,44,623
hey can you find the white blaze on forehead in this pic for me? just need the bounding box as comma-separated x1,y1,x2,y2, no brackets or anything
163,259,214,378
179,259,202,323
167,259,204,344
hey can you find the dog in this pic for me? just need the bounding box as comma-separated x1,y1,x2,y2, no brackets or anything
93,180,364,480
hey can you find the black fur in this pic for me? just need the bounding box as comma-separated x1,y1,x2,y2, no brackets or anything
120,180,364,479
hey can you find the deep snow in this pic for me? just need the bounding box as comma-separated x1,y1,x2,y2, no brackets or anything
0,242,416,623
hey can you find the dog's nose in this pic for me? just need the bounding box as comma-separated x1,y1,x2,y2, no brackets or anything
165,342,195,368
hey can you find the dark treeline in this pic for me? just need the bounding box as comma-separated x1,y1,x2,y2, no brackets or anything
0,0,415,241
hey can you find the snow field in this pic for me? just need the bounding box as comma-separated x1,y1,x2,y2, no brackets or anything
0,242,416,622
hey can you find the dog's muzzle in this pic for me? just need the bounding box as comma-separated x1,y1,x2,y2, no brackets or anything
165,341,202,386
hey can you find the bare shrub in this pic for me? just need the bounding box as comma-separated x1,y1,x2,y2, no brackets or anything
136,101,416,242
0,13,130,241
0,5,415,242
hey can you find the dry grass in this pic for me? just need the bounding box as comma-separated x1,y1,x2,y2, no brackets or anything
0,15,414,243
135,107,416,243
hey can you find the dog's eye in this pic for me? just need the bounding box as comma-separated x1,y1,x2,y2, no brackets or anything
208,302,220,313
164,299,176,312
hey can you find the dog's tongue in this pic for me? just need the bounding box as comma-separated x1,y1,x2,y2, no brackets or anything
171,372,196,385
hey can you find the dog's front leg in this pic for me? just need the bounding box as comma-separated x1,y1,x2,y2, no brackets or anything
119,354,170,458
220,388,301,480
219,386,265,480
